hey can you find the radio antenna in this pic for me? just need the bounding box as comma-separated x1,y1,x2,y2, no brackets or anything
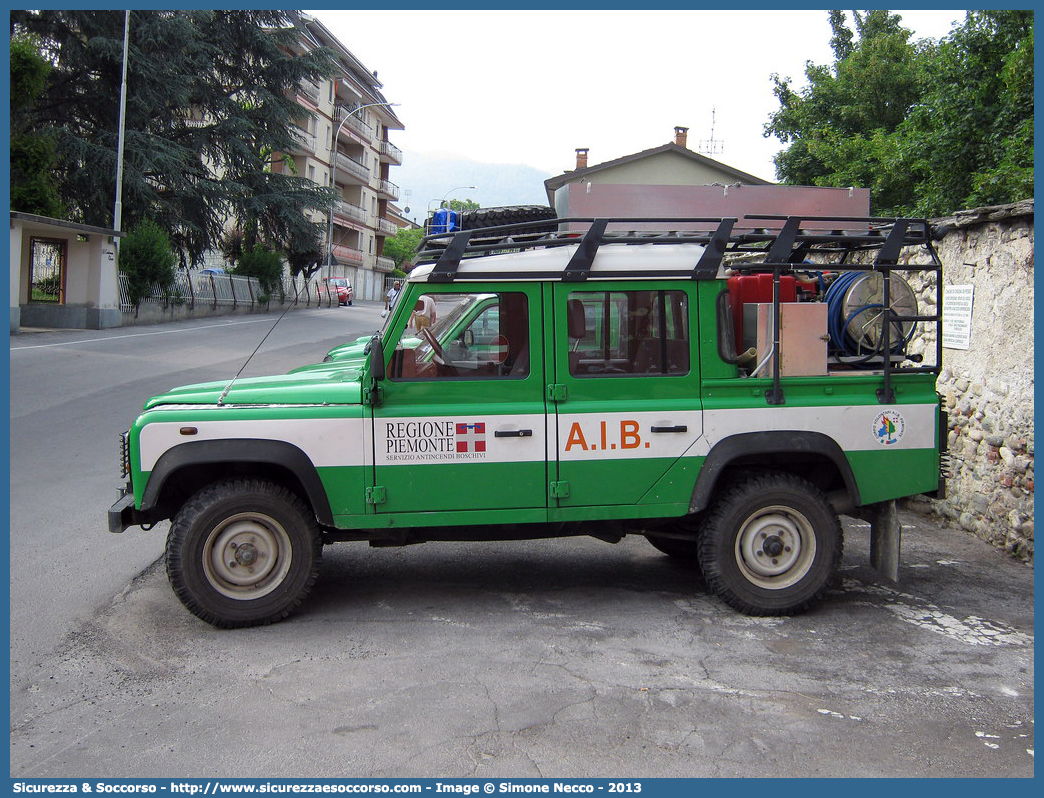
218,295,299,406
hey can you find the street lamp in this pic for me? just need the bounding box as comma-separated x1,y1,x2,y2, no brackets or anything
429,185,478,215
324,100,401,268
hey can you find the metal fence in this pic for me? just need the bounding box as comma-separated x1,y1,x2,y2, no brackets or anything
118,271,344,313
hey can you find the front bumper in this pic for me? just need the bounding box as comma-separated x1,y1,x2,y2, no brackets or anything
108,491,136,534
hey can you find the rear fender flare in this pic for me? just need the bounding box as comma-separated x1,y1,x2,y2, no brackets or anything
689,431,860,513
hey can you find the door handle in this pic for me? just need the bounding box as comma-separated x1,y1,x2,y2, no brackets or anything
650,425,688,433
495,429,533,438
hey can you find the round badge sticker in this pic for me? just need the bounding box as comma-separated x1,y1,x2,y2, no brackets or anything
873,410,906,446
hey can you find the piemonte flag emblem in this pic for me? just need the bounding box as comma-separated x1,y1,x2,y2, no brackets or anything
455,422,486,453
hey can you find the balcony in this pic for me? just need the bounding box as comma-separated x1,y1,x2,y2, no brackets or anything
334,151,370,184
375,255,396,273
332,200,368,226
297,79,320,105
378,179,400,201
290,127,316,155
334,105,374,141
379,139,403,165
332,244,364,265
377,217,398,237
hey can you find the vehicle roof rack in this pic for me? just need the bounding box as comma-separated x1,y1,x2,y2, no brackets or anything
417,215,937,283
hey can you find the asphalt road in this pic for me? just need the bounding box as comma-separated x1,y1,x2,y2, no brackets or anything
8,306,1035,779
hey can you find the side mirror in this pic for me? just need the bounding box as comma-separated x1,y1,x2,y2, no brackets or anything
463,329,474,347
369,335,385,381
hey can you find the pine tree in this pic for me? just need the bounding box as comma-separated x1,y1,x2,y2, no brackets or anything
9,35,65,217
10,10,337,264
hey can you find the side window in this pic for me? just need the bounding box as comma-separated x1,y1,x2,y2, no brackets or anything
390,292,530,380
567,290,689,377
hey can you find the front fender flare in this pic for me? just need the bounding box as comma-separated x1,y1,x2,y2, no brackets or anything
141,438,334,526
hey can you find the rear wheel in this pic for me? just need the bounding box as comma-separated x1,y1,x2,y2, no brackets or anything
166,479,322,628
697,473,842,615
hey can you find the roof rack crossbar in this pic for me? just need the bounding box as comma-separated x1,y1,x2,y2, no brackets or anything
427,230,474,283
876,218,909,266
563,220,607,282
693,218,736,278
764,217,802,265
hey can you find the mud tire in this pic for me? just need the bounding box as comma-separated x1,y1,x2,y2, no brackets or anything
166,479,322,628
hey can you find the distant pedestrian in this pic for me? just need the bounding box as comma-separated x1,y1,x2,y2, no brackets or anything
385,280,401,311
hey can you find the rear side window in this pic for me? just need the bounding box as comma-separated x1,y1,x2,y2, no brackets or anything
566,290,689,377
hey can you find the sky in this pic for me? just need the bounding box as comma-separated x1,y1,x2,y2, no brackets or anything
308,8,966,186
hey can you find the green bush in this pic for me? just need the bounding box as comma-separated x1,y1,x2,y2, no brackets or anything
233,245,284,296
120,220,176,306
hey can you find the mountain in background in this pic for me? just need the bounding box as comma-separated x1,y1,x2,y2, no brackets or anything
394,150,555,224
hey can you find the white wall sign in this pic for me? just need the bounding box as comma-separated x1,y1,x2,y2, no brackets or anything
942,284,975,350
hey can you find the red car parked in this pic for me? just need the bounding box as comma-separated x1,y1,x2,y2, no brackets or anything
323,277,353,306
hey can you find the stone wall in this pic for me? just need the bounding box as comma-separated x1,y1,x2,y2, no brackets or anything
900,201,1034,562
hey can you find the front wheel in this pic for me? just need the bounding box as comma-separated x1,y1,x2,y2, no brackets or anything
166,479,322,628
697,473,842,615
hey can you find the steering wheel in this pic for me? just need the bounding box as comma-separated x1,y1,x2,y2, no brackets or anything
421,327,458,373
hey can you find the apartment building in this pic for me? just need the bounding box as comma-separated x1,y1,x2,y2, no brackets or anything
283,13,405,301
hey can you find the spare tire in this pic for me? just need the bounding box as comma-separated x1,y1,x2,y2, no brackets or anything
459,205,557,237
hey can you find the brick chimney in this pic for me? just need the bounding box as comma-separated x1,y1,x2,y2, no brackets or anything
674,126,689,148
575,148,589,170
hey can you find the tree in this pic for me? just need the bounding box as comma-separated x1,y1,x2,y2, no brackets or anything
119,219,176,309
765,10,1034,216
383,227,425,271
10,10,337,265
764,11,931,213
446,198,480,213
233,245,284,298
900,11,1034,216
9,35,64,217
283,227,325,280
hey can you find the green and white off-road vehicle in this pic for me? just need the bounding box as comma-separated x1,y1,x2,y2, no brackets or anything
110,212,946,628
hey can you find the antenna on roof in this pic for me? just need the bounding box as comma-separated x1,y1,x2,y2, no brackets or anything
698,107,724,157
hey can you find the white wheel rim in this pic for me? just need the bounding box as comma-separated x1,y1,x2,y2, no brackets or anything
734,505,817,590
202,513,293,600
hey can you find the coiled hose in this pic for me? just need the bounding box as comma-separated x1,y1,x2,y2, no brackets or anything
825,272,912,363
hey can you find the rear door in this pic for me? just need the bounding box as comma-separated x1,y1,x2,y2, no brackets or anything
549,282,703,513
371,284,548,518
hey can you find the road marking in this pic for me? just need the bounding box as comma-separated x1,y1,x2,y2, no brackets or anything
845,579,1033,646
10,317,283,351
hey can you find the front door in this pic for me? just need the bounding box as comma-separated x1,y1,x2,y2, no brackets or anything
549,282,704,513
371,284,548,519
